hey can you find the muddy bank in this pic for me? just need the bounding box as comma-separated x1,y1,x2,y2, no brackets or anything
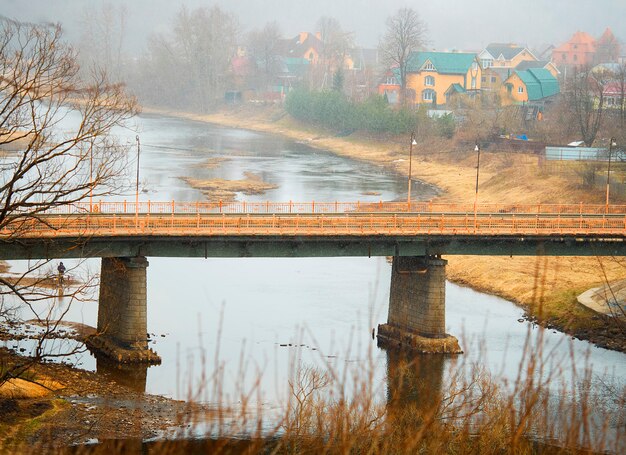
0,349,218,450
144,104,626,353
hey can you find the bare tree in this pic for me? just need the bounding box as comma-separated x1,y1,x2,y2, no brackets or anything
379,8,427,106
247,21,283,93
0,18,136,385
315,16,354,90
566,65,610,147
135,6,239,111
78,1,127,82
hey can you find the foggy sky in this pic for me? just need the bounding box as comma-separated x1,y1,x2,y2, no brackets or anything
2,0,625,52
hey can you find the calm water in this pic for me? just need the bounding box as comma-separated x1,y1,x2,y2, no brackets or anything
3,114,625,448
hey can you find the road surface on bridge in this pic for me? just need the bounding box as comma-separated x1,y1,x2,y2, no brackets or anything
2,201,625,259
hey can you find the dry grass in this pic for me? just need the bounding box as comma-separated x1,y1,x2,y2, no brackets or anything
0,378,63,399
181,172,278,202
202,157,229,169
10,333,624,454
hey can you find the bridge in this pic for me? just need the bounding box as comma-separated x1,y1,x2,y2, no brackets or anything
3,200,626,362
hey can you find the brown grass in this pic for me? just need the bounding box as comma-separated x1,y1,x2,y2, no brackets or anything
7,336,623,454
181,171,278,201
0,378,63,399
202,157,229,169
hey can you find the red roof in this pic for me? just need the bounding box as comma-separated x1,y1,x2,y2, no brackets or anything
597,27,617,46
604,82,626,96
553,31,596,53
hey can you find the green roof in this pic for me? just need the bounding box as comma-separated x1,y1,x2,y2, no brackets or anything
446,83,466,94
407,52,477,74
513,68,559,101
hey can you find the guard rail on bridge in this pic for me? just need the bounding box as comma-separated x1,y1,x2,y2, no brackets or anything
2,201,626,238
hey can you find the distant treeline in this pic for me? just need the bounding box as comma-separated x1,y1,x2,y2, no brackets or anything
285,89,455,137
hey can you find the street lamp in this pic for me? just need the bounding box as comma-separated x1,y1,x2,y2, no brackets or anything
407,132,418,208
89,146,93,212
606,137,617,211
473,141,481,230
135,135,140,227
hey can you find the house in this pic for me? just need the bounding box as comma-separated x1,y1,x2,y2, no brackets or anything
552,31,597,69
604,81,626,111
276,32,323,64
405,51,482,106
481,67,514,92
478,43,537,69
478,44,538,93
377,68,401,104
594,27,621,65
346,48,381,101
515,60,560,78
501,68,560,104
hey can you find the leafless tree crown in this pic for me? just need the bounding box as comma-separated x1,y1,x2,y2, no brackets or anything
379,8,427,105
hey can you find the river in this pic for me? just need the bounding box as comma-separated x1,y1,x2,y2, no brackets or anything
2,113,625,449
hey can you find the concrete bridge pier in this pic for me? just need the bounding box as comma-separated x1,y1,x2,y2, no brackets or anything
377,256,462,354
86,256,161,364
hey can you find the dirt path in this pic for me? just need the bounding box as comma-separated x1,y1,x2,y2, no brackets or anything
142,104,626,352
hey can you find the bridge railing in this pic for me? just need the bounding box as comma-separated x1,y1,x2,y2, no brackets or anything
39,201,626,216
4,211,626,238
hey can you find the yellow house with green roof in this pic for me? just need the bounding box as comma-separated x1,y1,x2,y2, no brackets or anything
405,52,482,106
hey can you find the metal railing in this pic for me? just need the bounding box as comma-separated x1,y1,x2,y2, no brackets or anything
39,200,626,216
3,204,626,239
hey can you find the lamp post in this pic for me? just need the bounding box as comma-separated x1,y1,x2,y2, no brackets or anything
606,137,617,211
89,146,93,212
135,135,140,227
407,132,417,208
473,141,481,230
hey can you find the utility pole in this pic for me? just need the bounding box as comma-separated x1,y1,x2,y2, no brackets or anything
407,132,417,209
135,135,140,228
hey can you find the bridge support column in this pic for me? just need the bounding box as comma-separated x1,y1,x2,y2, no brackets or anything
86,256,160,364
377,256,462,354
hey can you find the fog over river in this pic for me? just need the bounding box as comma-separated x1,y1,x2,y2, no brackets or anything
3,114,624,443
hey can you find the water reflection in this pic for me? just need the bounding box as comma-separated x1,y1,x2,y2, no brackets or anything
385,348,447,419
95,355,150,393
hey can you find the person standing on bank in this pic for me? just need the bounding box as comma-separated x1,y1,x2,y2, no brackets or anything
57,262,66,286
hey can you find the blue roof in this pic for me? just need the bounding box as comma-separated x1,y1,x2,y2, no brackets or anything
407,52,477,74
512,68,559,101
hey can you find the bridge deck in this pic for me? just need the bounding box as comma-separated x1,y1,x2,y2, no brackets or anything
2,202,626,259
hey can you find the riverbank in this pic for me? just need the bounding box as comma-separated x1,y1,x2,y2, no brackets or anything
143,103,626,352
0,347,215,450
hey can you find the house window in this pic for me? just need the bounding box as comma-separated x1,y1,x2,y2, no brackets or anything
491,76,497,83
607,97,615,106
481,76,486,83
518,86,524,94
422,89,435,101
471,76,476,89
424,61,434,71
385,76,397,85
481,59,493,69
573,54,578,62
472,62,479,71
425,75,435,86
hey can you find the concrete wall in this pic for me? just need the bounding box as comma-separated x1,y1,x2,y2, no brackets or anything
387,256,447,337
97,256,149,349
